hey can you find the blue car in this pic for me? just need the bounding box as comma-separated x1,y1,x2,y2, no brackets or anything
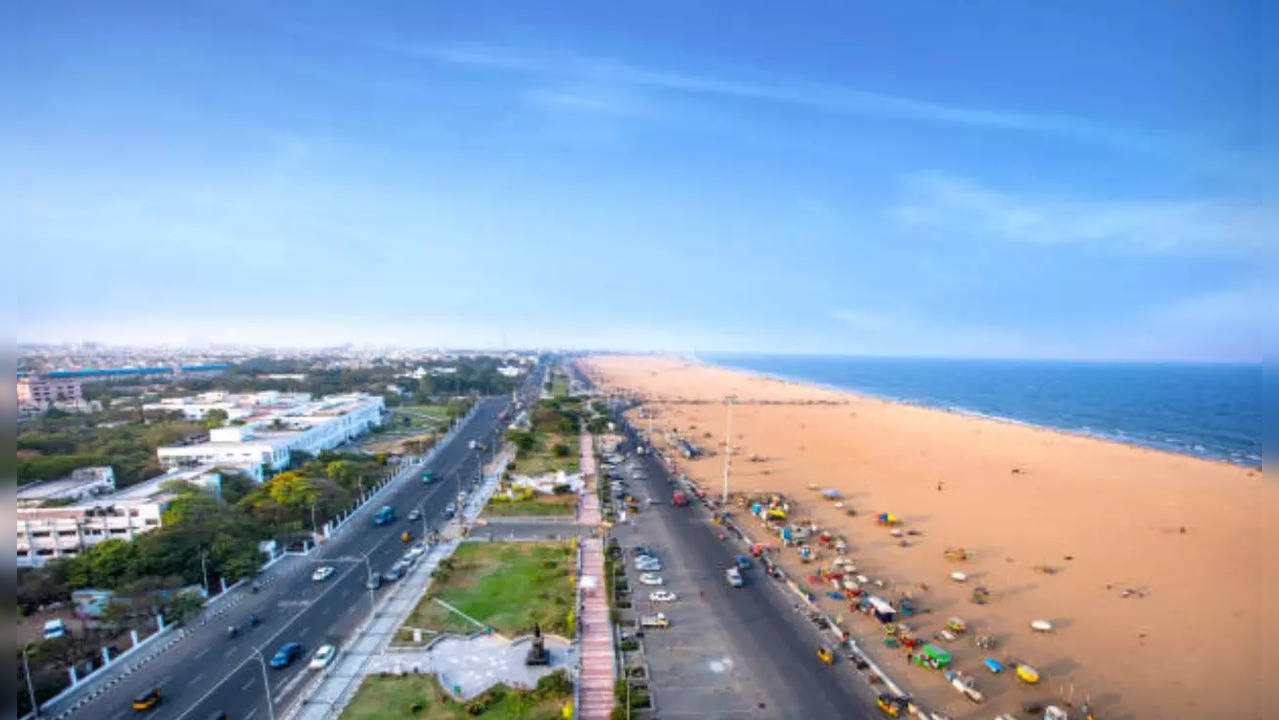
734,555,752,570
269,643,302,668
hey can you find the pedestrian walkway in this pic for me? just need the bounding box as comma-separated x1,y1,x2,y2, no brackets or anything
576,431,614,720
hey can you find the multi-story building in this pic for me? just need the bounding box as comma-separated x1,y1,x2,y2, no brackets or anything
17,467,117,508
15,466,221,568
156,392,385,477
17,374,84,407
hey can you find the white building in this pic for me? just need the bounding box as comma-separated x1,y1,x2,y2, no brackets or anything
15,465,221,568
17,467,117,508
497,365,525,378
156,392,385,477
143,390,311,421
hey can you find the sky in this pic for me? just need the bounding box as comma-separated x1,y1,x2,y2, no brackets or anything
7,1,1271,361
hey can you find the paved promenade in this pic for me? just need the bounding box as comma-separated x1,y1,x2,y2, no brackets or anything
577,431,613,720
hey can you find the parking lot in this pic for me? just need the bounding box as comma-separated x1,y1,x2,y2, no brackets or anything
612,466,778,719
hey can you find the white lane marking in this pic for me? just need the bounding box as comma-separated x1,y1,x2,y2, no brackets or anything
240,677,256,691
187,672,205,687
297,625,311,637
245,710,258,720
193,647,210,661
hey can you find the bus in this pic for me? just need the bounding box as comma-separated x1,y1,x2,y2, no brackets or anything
373,506,395,526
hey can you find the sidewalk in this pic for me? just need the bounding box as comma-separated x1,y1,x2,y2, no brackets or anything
576,432,614,720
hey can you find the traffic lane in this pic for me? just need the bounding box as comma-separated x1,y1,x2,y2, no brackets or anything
171,561,373,720
633,449,874,718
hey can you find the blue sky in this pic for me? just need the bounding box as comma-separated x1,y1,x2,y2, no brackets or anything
8,1,1270,360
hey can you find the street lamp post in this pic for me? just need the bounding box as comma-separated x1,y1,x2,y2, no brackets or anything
721,396,736,505
200,551,210,597
360,552,376,615
23,642,40,718
252,649,277,720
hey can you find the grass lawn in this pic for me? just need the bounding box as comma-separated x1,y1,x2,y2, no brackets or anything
484,492,577,517
341,672,570,720
549,377,568,397
508,432,579,476
403,542,575,638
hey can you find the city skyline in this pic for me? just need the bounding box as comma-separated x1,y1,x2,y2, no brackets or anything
10,2,1268,361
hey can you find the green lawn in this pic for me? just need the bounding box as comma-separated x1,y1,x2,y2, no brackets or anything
508,432,579,476
484,493,577,517
387,405,451,431
549,377,568,397
403,542,575,638
341,672,570,720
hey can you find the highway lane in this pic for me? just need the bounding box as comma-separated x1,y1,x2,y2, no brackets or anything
615,416,876,718
57,365,546,720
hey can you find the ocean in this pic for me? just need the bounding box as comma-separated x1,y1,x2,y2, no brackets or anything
699,354,1262,468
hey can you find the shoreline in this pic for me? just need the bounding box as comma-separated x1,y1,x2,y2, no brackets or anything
580,354,1273,719
691,352,1261,470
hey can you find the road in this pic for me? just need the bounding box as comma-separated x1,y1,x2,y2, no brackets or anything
52,365,546,720
613,412,877,718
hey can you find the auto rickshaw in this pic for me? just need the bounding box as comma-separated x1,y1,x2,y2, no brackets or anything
132,687,161,711
945,616,967,633
816,645,834,665
1015,663,1041,684
400,531,413,543
875,694,909,717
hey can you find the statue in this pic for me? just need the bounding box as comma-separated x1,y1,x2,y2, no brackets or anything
525,622,549,666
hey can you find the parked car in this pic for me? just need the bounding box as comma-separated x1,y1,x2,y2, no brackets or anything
132,687,161,711
269,643,303,668
638,573,664,586
639,613,669,628
311,566,335,582
309,644,337,670
407,509,421,521
383,564,407,582
365,574,382,590
649,590,677,602
634,557,662,571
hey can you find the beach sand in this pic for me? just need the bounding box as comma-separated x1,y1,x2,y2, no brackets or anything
579,355,1274,720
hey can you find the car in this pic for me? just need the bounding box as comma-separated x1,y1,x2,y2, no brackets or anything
637,573,664,586
639,613,669,628
634,557,661,571
365,574,382,590
407,509,421,521
443,503,457,519
405,545,426,560
401,550,418,566
648,590,677,602
725,568,744,588
132,687,161,711
646,498,664,505
311,566,335,582
309,644,337,670
734,555,752,570
383,564,406,582
631,546,654,557
269,642,302,668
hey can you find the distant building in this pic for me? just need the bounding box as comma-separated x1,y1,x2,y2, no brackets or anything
19,363,230,385
16,374,98,415
156,392,385,477
143,390,310,421
15,465,220,568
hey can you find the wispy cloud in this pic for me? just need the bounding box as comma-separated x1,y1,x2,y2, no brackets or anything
380,42,1139,144
893,173,1269,256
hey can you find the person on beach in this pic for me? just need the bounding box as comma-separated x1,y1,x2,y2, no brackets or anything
937,481,943,492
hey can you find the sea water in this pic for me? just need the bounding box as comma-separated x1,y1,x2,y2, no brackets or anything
700,354,1261,468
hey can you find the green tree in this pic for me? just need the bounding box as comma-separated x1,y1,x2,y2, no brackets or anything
203,408,229,428
164,591,205,625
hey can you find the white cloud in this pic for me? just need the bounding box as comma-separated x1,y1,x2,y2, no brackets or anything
893,173,1269,256
381,42,1137,144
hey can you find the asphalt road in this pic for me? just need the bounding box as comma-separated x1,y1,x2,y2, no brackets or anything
615,418,876,719
57,366,546,720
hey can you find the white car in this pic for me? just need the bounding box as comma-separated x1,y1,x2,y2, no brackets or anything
309,644,337,670
638,573,664,586
311,566,335,582
634,556,662,571
649,590,677,602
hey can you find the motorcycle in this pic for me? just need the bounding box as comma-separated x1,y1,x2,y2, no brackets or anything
227,625,238,639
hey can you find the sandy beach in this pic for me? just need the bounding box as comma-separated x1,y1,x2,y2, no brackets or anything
579,355,1274,720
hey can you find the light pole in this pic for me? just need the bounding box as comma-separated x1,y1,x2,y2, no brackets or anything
310,503,319,538
252,648,277,720
360,552,376,615
721,395,736,505
200,551,210,597
23,641,40,718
